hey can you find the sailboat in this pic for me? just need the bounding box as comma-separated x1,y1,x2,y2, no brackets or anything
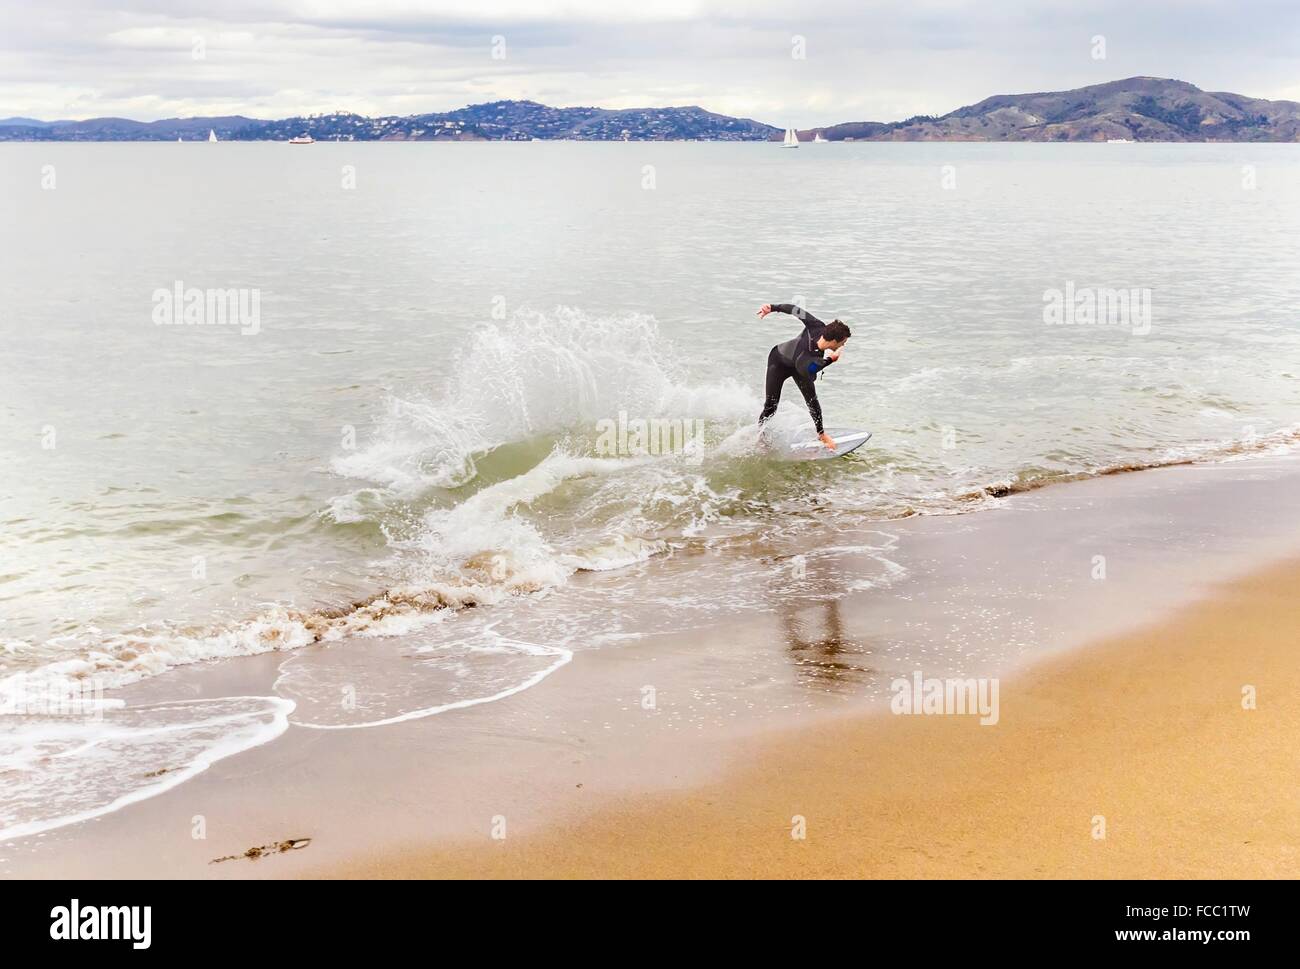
782,127,799,148
813,132,828,143
208,129,218,142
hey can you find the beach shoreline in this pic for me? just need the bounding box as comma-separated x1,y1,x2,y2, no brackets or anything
5,455,1300,879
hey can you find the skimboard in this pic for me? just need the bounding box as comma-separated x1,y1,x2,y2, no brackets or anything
775,427,872,461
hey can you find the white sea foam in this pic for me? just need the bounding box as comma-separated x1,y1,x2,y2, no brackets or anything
278,631,572,730
407,449,669,591
0,696,293,843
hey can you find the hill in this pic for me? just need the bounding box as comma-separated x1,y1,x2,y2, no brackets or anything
810,77,1300,142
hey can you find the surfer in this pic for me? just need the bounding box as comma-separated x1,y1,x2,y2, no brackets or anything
755,303,851,450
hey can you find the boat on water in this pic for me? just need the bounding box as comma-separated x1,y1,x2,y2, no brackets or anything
208,129,217,142
782,127,799,148
1106,138,1134,143
813,132,828,143
288,134,315,144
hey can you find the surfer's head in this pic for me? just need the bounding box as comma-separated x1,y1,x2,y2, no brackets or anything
820,320,851,350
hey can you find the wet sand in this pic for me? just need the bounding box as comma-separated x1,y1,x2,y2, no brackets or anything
327,556,1300,878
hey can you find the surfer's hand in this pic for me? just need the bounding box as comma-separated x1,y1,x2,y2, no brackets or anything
818,432,837,451
756,304,772,318
827,350,841,362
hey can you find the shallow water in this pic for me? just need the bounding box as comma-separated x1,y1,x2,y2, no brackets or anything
1,141,1299,839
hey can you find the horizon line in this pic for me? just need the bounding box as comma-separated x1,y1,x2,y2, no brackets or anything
10,74,1297,129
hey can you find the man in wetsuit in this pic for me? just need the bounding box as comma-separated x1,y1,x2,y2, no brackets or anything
755,303,852,450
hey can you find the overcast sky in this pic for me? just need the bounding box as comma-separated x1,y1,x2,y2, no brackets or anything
2,1,1298,125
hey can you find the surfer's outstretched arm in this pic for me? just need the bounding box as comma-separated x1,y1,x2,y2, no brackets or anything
756,303,825,328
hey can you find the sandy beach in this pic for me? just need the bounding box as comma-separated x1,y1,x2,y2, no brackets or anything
327,555,1300,879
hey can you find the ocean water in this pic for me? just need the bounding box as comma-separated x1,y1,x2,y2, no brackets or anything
2,141,1299,839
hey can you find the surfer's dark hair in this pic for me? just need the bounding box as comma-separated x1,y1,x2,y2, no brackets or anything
824,320,851,342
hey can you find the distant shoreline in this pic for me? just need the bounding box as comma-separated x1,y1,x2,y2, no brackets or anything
4,76,1298,144
4,136,1299,144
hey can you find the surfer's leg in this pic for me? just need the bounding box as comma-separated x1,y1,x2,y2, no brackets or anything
758,348,789,427
792,373,825,435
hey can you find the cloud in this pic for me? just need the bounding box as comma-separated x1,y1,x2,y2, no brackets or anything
0,0,1296,124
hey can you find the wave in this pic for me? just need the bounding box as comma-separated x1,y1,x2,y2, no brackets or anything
0,308,756,698
0,696,292,843
6,424,1296,701
330,306,755,495
960,424,1300,501
278,632,573,730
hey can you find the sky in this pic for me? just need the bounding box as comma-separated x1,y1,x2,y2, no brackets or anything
2,0,1298,126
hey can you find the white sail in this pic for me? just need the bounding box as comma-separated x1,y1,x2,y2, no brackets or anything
208,129,217,142
782,127,799,148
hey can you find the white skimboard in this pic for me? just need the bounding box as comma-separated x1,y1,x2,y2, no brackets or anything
775,427,872,461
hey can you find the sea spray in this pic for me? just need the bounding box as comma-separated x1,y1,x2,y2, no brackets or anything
331,306,754,494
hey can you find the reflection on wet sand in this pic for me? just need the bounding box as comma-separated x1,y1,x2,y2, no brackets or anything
779,597,878,687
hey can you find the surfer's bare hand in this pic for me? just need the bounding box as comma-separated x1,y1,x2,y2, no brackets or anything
819,432,837,451
756,304,772,318
827,350,841,362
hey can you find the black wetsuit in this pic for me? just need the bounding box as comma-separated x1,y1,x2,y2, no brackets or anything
758,304,837,434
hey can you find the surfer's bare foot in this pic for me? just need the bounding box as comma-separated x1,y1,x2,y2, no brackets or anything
818,432,837,451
